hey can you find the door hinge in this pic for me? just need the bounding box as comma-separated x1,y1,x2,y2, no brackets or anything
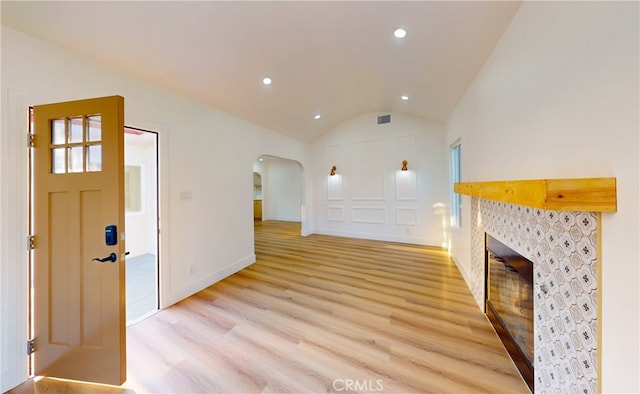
27,133,35,148
27,338,36,355
28,235,35,250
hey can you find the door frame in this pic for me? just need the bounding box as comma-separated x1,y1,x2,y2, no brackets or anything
124,126,161,324
121,120,168,312
1,92,169,391
1,93,45,391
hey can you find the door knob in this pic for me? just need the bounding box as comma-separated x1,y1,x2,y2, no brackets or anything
92,253,117,263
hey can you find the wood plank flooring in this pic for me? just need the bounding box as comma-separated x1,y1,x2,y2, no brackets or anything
124,221,528,393
8,377,134,394
9,221,528,393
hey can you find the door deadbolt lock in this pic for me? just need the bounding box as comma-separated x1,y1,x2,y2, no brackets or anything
105,225,117,246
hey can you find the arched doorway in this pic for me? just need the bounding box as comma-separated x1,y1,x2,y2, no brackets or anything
253,172,262,221
252,154,305,225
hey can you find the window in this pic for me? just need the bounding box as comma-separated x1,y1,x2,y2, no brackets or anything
50,115,102,174
450,141,462,228
125,165,142,213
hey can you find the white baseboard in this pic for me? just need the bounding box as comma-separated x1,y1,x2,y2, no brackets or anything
262,216,301,222
165,254,256,307
313,228,441,247
449,254,483,310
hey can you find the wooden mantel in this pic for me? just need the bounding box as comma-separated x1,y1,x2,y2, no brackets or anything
454,178,617,212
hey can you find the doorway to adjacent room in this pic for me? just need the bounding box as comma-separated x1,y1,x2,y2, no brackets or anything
124,127,159,324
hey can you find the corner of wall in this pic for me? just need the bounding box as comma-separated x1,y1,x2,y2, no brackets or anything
164,255,256,307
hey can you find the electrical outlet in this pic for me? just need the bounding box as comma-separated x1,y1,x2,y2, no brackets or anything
188,264,195,274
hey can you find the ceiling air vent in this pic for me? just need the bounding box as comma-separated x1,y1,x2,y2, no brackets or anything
377,114,391,124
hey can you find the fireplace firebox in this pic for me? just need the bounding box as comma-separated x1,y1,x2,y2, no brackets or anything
485,234,534,391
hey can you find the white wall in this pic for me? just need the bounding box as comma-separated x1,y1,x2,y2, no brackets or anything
258,156,302,222
313,112,448,246
0,25,312,391
445,2,639,392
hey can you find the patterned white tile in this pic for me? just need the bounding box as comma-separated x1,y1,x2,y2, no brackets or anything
469,198,598,393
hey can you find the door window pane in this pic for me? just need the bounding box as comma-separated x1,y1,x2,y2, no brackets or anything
68,146,84,173
51,119,66,145
87,144,102,172
69,117,83,143
52,148,66,174
87,115,102,142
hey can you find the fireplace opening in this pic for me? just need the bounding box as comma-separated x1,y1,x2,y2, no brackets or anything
485,234,534,391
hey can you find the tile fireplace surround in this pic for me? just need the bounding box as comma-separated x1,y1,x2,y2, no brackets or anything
454,178,616,394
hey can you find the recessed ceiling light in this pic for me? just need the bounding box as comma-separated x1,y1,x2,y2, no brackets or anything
394,28,407,39
401,95,409,101
262,77,272,85
314,114,321,120
259,158,264,161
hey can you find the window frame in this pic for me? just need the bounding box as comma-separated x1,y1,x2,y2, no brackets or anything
450,140,462,228
125,164,145,215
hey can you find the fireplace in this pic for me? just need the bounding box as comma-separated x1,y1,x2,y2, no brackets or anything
485,234,534,391
454,178,612,393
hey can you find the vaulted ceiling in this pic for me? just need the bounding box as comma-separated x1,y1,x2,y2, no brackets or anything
2,1,521,143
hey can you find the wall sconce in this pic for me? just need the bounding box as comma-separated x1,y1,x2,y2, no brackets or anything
330,165,337,176
401,160,408,171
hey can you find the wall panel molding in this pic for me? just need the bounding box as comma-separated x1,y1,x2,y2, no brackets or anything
327,206,344,222
327,175,344,201
352,206,386,224
351,138,385,201
396,208,417,225
395,171,417,200
326,144,345,201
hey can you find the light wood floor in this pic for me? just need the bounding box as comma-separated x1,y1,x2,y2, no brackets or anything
8,378,134,394
9,221,529,393
125,221,528,393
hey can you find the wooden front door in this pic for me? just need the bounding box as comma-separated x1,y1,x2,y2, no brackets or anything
32,96,126,385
